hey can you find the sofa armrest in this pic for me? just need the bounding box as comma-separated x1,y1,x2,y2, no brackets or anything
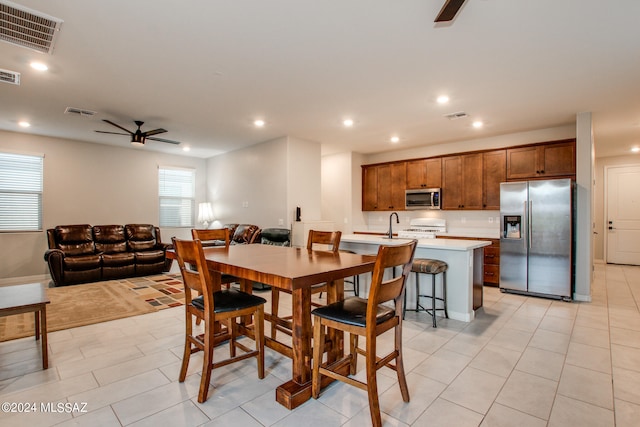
44,249,65,287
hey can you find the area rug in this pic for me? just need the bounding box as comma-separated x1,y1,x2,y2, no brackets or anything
0,274,185,342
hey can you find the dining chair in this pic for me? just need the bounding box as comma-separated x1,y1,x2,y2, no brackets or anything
270,230,341,340
172,237,266,403
311,239,417,427
191,228,239,289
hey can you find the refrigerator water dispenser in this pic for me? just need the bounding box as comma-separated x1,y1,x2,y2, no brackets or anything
503,216,521,239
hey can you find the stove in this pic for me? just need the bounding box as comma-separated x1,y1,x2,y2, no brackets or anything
398,218,446,239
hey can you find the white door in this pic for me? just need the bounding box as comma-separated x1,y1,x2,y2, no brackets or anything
607,165,640,265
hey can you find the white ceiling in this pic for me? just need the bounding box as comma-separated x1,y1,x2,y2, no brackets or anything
1,0,639,159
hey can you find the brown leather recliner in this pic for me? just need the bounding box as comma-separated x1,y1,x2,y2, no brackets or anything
44,224,173,287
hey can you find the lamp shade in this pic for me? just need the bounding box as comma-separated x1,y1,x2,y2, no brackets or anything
197,202,214,226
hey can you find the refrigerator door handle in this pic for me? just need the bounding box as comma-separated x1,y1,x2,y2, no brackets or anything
528,200,533,249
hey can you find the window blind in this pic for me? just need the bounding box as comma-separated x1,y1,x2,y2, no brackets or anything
158,166,195,227
0,152,44,232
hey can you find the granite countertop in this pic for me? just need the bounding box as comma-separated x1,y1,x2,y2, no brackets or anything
341,234,491,251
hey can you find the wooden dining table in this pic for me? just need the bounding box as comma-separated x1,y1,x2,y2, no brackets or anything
202,243,377,409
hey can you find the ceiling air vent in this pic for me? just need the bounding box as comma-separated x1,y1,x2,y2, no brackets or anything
0,1,64,54
0,67,20,85
444,111,468,120
64,107,97,117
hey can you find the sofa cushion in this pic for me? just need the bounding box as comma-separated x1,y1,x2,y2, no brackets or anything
232,224,260,244
102,252,135,267
55,225,95,256
94,225,127,253
63,254,101,270
125,224,157,251
134,249,165,264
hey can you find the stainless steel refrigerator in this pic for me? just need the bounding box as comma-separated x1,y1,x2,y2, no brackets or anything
499,179,574,300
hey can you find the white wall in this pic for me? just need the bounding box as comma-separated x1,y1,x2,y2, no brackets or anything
0,130,207,280
206,136,322,230
574,112,594,302
287,137,322,224
207,137,288,228
321,152,352,233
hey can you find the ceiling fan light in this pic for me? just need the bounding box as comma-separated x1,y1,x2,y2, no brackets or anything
131,133,145,146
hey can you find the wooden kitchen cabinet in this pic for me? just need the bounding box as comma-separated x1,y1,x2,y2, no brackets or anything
483,239,500,286
406,158,442,189
361,162,406,211
506,140,575,180
483,150,506,210
442,153,483,210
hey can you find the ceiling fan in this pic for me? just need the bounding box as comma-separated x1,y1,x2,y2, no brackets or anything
435,0,467,22
95,119,181,146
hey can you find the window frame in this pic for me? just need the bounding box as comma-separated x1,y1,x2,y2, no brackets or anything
158,165,196,228
0,151,44,233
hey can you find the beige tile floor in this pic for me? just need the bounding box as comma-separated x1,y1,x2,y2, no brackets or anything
0,263,639,426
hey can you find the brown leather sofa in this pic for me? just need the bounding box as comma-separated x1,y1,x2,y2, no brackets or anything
44,224,173,287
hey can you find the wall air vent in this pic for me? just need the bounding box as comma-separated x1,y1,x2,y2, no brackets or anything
444,111,468,120
0,67,20,85
0,1,64,54
64,107,97,117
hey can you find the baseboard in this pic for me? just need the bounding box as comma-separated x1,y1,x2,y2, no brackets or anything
573,293,592,302
0,274,50,287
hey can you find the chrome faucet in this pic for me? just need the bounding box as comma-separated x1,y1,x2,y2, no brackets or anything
388,212,399,239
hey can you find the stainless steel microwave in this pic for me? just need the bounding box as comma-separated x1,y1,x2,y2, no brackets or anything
405,188,441,210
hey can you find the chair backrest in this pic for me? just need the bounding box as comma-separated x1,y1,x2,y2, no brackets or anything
367,240,417,322
172,237,213,311
192,228,230,248
307,230,341,253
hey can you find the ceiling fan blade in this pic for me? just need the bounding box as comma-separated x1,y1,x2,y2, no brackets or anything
142,128,168,137
102,119,134,134
435,0,466,22
147,136,181,145
95,130,129,136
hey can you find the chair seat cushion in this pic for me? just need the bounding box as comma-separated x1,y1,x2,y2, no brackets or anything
191,289,266,313
311,297,395,327
412,259,448,274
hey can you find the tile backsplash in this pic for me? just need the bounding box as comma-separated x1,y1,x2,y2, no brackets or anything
363,210,500,237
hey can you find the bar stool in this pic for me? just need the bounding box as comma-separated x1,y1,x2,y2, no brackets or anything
404,258,448,327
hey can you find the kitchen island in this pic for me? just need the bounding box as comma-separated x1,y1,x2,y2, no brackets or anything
340,234,491,322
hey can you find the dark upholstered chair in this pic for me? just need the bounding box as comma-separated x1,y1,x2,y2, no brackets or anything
173,237,266,403
270,230,341,340
260,228,291,246
311,240,417,427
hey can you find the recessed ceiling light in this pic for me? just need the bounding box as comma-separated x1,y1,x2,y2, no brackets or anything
182,146,191,152
254,119,265,127
632,147,640,153
437,95,449,104
390,136,400,143
30,61,48,71
343,119,354,127
472,120,483,128
18,121,30,127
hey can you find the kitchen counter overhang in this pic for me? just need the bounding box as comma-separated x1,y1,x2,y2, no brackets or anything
340,234,491,322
